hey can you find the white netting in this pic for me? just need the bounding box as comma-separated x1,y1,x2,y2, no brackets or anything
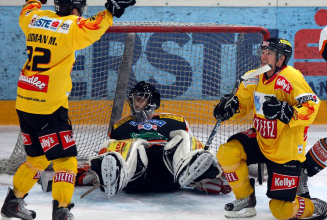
0,22,269,175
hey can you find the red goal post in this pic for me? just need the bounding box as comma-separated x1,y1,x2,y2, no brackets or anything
0,22,269,175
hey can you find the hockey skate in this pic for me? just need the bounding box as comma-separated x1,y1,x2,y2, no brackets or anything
1,188,36,220
224,179,257,218
297,168,311,198
312,198,327,217
52,200,74,220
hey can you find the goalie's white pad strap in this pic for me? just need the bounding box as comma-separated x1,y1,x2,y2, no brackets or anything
169,130,192,178
125,139,149,181
163,134,183,174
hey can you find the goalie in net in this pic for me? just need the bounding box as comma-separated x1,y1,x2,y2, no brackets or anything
77,81,231,197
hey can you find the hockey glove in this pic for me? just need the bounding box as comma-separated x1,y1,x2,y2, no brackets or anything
105,0,136,18
213,94,239,122
262,96,294,124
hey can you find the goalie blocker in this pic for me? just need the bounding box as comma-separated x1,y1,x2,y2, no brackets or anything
86,130,223,198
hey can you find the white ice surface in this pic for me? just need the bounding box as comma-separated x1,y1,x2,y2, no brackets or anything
0,125,327,220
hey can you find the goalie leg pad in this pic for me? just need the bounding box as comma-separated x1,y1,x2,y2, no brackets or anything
101,152,129,197
89,139,149,197
165,129,222,187
177,150,222,187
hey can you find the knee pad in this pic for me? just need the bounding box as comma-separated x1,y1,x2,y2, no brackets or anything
270,199,295,219
13,155,51,196
217,139,247,173
164,130,222,187
269,198,315,220
52,156,78,173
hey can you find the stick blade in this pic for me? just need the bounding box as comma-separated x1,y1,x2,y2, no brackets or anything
241,64,272,80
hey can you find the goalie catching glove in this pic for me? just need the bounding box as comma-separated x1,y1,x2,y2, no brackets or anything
86,139,150,198
105,0,136,18
213,94,239,122
262,96,294,124
163,130,223,187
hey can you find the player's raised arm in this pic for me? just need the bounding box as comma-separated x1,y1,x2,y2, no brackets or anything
319,26,327,61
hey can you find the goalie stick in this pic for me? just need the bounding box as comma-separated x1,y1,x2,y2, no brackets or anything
204,64,272,151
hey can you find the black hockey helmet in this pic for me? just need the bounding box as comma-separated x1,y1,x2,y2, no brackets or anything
54,0,86,16
128,81,161,122
261,38,292,66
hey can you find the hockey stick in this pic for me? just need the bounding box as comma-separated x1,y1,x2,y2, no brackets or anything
204,64,272,150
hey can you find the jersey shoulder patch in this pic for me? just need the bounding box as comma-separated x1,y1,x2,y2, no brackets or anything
158,113,184,122
113,115,133,129
274,75,293,95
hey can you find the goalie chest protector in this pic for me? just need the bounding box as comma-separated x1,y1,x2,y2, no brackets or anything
109,114,189,142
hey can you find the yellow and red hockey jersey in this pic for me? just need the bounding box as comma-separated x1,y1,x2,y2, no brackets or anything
230,66,320,164
319,26,327,61
16,0,113,114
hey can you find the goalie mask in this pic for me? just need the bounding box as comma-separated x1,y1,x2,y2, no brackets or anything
54,0,87,16
128,81,160,123
261,37,292,67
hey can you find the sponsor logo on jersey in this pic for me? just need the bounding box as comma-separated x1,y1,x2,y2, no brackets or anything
54,172,74,185
298,145,303,154
39,133,59,152
29,14,38,26
138,124,157,131
21,132,32,145
159,114,184,122
295,93,319,104
59,130,76,150
240,129,257,138
28,16,63,32
225,172,239,182
33,171,41,180
253,115,277,139
113,116,132,129
311,139,327,166
274,76,293,94
130,131,168,141
130,119,166,127
270,172,298,191
243,75,259,87
108,141,126,155
57,20,73,34
253,91,275,115
294,197,306,218
18,71,49,93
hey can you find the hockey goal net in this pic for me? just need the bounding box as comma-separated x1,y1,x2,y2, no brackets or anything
0,22,269,175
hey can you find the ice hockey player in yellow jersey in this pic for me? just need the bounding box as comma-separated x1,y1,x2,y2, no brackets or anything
0,0,135,219
214,37,327,219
